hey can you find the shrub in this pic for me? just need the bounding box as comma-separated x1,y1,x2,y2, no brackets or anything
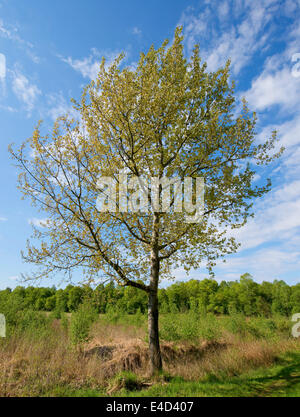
159,313,182,341
14,309,51,340
197,314,220,340
70,301,98,345
159,312,220,342
60,312,69,332
223,313,249,337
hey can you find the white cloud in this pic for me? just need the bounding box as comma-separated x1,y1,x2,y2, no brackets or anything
60,48,122,80
62,55,101,80
179,0,293,74
28,218,50,228
0,217,7,222
215,247,300,283
8,275,19,281
230,199,300,251
172,243,300,283
0,104,16,112
217,1,229,19
12,70,41,112
132,27,141,36
256,116,300,149
227,8,300,282
46,91,77,121
284,0,299,15
241,11,300,114
244,66,300,112
284,144,300,167
0,19,39,63
0,19,17,41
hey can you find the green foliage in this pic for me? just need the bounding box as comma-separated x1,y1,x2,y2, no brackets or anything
158,312,292,343
69,301,98,345
49,308,62,320
197,314,220,340
10,28,283,323
16,310,50,334
103,305,122,324
1,274,299,321
67,287,84,312
60,312,69,332
223,313,250,337
108,371,141,393
159,311,219,342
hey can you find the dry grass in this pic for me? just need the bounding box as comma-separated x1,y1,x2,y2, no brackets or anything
167,338,300,381
0,326,106,396
0,318,299,397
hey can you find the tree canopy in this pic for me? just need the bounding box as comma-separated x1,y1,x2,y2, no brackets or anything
10,27,282,286
9,27,283,373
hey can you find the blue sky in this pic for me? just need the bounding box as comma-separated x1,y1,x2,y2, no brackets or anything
0,0,300,289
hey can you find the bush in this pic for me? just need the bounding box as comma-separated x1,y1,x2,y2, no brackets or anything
0,294,25,331
197,314,220,340
273,315,291,335
103,305,122,324
223,313,249,337
60,312,69,332
49,307,63,320
246,317,277,339
14,309,51,340
159,313,182,341
159,312,220,342
70,301,98,345
222,315,285,340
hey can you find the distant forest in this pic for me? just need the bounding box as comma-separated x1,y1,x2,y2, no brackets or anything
1,274,300,317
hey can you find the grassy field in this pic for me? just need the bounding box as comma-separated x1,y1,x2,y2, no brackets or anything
0,310,299,397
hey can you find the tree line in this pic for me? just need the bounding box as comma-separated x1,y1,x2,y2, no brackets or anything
1,274,299,317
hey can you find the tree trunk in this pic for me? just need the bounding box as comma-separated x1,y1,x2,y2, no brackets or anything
148,248,162,375
148,288,162,375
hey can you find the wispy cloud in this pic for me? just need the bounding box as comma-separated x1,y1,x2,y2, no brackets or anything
175,0,300,283
0,103,17,113
60,48,123,80
0,18,39,63
28,217,50,228
0,217,7,222
0,19,22,42
46,91,77,121
61,55,101,80
12,70,41,112
216,246,300,283
8,275,19,281
132,27,142,36
179,0,292,74
244,58,300,113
